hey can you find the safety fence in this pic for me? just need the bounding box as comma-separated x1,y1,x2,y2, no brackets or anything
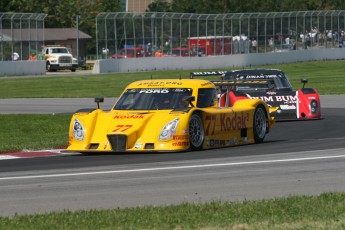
96,11,345,59
0,12,46,61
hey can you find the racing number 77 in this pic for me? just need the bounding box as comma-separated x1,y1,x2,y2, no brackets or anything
205,114,216,135
112,125,133,132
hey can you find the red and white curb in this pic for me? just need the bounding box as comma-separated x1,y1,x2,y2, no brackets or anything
0,149,75,160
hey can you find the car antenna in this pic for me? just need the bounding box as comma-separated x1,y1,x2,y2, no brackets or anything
179,74,181,80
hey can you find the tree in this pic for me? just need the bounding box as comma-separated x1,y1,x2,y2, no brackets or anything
0,0,11,12
147,0,172,12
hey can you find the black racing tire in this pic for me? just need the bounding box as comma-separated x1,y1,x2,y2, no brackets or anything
253,104,268,143
189,113,204,151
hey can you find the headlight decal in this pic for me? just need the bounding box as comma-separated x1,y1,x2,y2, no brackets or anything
159,118,179,141
310,99,319,114
73,119,85,141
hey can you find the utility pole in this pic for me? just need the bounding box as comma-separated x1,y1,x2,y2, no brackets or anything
76,15,80,64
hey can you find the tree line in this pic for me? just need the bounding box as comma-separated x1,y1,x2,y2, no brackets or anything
2,0,345,30
148,0,345,13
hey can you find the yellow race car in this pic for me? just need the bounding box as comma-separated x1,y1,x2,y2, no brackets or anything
66,79,275,153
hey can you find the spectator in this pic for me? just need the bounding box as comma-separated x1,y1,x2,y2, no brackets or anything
12,52,20,61
268,37,274,50
102,48,109,58
251,38,257,53
291,40,297,50
28,52,36,61
154,49,163,57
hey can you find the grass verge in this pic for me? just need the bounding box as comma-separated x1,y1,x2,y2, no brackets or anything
0,114,70,152
1,60,345,98
0,192,345,229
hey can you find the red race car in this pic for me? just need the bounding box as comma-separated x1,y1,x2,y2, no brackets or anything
191,69,321,121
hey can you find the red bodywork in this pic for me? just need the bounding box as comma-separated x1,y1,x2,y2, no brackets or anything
296,88,321,119
219,91,248,107
169,48,196,57
112,48,151,59
188,36,232,56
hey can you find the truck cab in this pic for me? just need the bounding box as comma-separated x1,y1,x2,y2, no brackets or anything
42,46,78,72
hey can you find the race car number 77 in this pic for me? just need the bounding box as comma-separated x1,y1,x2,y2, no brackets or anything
112,125,133,132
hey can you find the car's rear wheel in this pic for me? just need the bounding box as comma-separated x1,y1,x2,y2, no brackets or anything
253,105,268,143
189,113,204,150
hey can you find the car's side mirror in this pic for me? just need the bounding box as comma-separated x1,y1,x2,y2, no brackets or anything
301,79,308,88
95,97,104,109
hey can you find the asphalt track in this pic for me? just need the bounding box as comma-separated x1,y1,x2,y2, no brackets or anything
0,96,344,216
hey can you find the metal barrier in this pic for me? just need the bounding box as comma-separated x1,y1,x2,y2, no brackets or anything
0,12,47,61
96,11,345,59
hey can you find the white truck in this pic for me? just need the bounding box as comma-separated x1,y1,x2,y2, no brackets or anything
42,45,78,72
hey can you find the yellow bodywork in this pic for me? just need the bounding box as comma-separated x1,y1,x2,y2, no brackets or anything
67,79,274,153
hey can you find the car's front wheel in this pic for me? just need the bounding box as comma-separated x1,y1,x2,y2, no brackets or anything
189,113,204,150
46,62,51,72
253,105,268,143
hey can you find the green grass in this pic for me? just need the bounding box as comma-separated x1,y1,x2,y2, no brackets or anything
0,114,70,152
1,60,345,98
1,192,345,229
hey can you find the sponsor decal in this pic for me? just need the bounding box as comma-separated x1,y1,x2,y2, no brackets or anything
205,138,238,147
220,112,248,132
236,74,279,79
204,112,248,135
114,115,144,119
206,138,214,147
139,88,169,94
280,104,296,110
138,81,183,86
248,95,299,104
201,82,213,86
266,91,277,95
229,138,238,145
173,135,189,140
172,141,189,147
72,119,84,141
192,71,225,76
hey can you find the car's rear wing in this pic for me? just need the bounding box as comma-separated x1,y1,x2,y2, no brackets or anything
189,71,225,79
212,80,275,101
212,79,274,87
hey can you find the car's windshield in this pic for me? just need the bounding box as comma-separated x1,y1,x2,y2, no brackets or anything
225,72,293,90
275,74,293,89
52,48,69,53
114,88,193,110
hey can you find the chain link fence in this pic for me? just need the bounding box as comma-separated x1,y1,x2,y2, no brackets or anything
96,10,345,59
0,12,47,61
